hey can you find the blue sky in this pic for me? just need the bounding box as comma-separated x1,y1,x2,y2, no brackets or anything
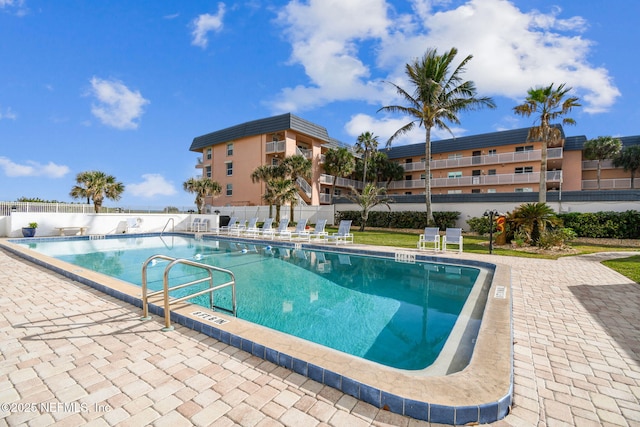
1,0,637,209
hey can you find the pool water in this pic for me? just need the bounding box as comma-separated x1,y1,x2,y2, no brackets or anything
21,235,482,371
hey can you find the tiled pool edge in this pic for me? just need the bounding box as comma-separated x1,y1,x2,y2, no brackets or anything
1,236,513,424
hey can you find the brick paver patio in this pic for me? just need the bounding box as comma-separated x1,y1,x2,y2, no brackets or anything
1,247,638,426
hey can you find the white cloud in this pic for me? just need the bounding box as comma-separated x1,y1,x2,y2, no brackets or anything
0,0,27,15
191,3,226,48
127,174,177,198
0,106,17,120
0,157,70,178
88,77,150,130
273,0,619,116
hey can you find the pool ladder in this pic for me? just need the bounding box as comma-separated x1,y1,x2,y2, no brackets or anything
140,255,237,331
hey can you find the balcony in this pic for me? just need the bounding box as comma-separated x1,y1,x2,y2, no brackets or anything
195,157,204,169
582,159,616,170
387,171,562,190
296,146,313,159
401,148,563,171
319,174,363,190
582,178,632,190
266,140,286,154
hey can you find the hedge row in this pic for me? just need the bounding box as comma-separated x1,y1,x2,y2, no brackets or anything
557,211,640,239
335,210,460,231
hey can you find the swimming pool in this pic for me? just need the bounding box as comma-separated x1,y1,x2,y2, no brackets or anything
14,234,483,372
2,233,512,424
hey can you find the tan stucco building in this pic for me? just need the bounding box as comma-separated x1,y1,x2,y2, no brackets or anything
189,113,639,207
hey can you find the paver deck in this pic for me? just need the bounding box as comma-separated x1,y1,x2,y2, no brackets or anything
1,247,639,426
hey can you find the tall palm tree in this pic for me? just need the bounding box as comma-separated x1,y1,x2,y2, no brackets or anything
251,164,286,218
323,147,355,203
283,154,312,220
514,83,581,203
379,47,495,223
70,170,124,213
345,183,391,232
613,144,640,189
583,136,623,190
353,131,379,188
183,177,222,214
264,177,297,223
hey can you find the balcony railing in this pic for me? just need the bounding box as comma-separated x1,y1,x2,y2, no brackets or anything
296,177,312,198
582,178,632,190
387,171,562,190
266,140,286,153
319,193,332,204
401,148,563,172
296,146,313,159
319,174,363,190
582,159,616,170
196,157,204,168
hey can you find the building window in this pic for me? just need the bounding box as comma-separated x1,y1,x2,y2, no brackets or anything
205,166,211,178
515,166,533,174
404,191,412,195
405,175,412,181
448,171,462,178
333,188,341,196
488,169,497,175
448,153,462,160
471,189,481,194
226,184,233,196
206,148,212,160
420,173,427,180
405,158,412,163
487,189,497,193
515,187,533,192
226,143,233,156
515,145,534,152
226,162,233,176
448,189,462,194
488,149,497,156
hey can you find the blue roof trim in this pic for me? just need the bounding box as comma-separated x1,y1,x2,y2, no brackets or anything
190,113,331,152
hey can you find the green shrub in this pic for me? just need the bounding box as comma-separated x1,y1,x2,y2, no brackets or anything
537,227,577,249
467,216,492,235
558,210,640,239
335,210,460,231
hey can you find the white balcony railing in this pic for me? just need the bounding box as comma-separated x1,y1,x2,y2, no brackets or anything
296,146,313,159
582,178,632,190
319,174,363,190
266,140,286,153
582,159,616,170
401,148,563,172
387,171,562,190
296,177,312,198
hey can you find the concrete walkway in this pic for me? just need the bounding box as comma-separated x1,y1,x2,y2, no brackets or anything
0,248,639,426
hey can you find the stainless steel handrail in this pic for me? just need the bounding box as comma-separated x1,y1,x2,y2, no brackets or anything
161,218,175,235
140,255,236,331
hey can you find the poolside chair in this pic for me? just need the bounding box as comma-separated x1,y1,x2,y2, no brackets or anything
278,218,306,240
442,228,463,253
197,218,210,232
255,218,275,238
219,217,239,234
126,218,143,233
267,218,290,240
294,219,328,242
187,217,201,232
239,217,259,236
417,227,440,251
327,220,353,245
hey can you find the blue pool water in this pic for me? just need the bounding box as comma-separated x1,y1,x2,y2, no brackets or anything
19,235,483,370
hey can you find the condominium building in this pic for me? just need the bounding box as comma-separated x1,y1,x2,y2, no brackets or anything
190,113,639,207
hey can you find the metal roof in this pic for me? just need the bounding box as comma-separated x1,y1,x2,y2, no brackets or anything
190,113,331,152
384,126,571,159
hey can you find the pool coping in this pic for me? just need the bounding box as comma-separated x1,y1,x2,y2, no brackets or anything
1,233,513,425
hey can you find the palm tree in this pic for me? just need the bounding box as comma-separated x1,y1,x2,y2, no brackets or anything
183,177,222,214
251,164,286,218
612,144,640,189
514,83,581,203
323,147,355,203
510,202,562,245
353,131,379,187
379,47,495,223
345,183,392,232
264,177,297,223
70,170,124,213
583,136,623,190
368,152,405,187
283,154,312,220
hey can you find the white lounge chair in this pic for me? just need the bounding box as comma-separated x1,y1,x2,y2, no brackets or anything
418,227,440,251
443,228,463,253
327,220,353,245
219,217,239,234
239,217,259,236
256,218,275,238
126,218,143,233
294,219,327,242
279,218,306,240
187,217,201,232
197,218,210,232
268,218,290,240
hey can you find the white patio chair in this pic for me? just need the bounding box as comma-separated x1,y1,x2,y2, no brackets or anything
417,227,440,251
442,228,463,253
279,218,306,240
219,217,239,234
268,218,290,240
327,220,353,245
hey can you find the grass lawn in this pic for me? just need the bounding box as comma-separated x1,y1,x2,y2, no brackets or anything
325,227,640,284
